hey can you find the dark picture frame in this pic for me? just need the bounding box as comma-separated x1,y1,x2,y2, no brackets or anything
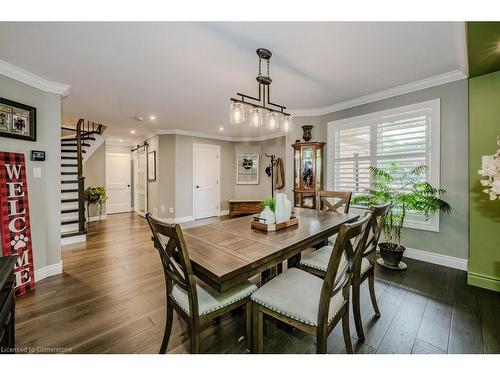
0,97,37,142
147,151,156,181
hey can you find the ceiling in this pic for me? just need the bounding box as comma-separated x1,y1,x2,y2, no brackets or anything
0,22,467,142
467,22,500,78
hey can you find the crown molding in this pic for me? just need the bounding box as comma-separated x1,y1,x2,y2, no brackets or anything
146,129,285,143
289,69,467,117
0,59,71,96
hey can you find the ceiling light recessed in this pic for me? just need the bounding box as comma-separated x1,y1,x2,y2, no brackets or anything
134,116,144,121
219,127,224,132
130,130,136,134
149,115,156,121
119,139,123,143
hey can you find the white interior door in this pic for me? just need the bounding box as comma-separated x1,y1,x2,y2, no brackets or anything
193,143,220,220
106,152,132,214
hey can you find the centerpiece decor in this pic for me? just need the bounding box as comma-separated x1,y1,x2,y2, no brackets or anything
252,194,296,232
229,48,291,132
84,186,107,222
352,164,451,270
478,136,500,200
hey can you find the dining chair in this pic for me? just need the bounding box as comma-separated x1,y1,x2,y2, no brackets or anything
299,203,391,342
250,212,372,354
317,190,352,213
146,213,257,354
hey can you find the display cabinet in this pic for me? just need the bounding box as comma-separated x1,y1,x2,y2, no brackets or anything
292,141,325,208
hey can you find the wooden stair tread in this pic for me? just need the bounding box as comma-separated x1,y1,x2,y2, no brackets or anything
62,219,79,225
61,230,87,239
61,198,79,203
61,172,78,175
60,143,91,147
61,189,79,193
61,163,78,167
61,149,86,153
61,180,79,184
61,208,79,214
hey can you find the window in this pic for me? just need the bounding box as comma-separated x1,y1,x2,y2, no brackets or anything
327,99,440,232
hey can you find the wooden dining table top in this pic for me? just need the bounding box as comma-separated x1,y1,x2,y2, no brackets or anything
182,208,360,292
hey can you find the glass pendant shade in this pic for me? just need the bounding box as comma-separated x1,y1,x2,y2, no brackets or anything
282,115,291,132
230,102,245,124
266,112,278,130
249,107,263,127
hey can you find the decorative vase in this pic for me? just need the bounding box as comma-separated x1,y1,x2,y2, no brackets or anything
274,193,293,224
259,206,275,224
302,125,313,142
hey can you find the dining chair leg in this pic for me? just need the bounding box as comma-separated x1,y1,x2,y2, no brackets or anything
341,312,353,354
316,332,328,354
245,302,252,351
351,282,365,342
252,303,264,353
159,302,174,354
368,270,380,317
190,324,201,354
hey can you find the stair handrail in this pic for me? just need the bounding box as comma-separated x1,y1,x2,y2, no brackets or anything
76,118,85,232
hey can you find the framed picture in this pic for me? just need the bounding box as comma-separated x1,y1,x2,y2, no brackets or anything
236,153,259,185
147,151,156,181
0,97,36,142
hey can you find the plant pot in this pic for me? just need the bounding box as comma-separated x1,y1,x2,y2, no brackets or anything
377,242,407,270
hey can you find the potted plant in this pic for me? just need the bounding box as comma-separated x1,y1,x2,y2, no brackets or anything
260,198,276,224
84,186,107,222
352,164,451,270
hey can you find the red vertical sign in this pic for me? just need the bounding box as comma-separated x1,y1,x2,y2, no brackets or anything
0,152,35,296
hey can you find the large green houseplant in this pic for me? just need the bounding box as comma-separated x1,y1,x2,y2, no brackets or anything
352,164,451,269
84,186,107,222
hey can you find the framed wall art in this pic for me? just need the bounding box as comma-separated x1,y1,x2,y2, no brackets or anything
147,151,156,181
236,153,259,185
0,98,37,142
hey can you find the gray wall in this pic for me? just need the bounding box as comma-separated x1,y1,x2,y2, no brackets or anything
83,142,106,216
289,79,469,259
234,136,286,200
0,74,62,272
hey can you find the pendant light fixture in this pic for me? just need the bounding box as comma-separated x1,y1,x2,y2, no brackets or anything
230,48,291,132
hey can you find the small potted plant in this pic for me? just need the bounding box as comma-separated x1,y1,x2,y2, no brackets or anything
260,198,276,224
352,165,451,270
84,186,107,222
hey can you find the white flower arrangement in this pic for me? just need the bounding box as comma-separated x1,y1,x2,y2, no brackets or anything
478,137,500,201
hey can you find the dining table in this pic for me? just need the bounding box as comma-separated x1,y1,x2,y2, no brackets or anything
182,207,360,292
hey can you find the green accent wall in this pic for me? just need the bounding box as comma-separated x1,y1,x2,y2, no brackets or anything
468,70,500,292
467,22,500,78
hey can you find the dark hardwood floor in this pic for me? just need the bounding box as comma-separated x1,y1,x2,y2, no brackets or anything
15,212,500,354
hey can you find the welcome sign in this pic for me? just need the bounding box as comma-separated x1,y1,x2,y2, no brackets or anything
0,152,35,296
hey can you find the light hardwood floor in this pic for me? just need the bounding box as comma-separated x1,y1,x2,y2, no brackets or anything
15,212,500,354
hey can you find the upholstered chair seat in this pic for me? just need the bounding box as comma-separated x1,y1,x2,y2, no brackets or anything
300,246,371,276
250,268,345,326
172,281,257,316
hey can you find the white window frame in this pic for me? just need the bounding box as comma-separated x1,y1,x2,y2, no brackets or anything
327,99,441,232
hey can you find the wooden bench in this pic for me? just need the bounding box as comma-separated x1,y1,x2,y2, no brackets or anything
228,199,263,216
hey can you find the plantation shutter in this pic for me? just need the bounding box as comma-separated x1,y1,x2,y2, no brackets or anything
333,108,431,195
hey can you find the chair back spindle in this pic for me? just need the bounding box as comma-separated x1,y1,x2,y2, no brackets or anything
317,190,352,213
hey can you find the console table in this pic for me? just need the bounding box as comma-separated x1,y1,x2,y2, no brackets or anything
0,256,17,354
228,199,263,216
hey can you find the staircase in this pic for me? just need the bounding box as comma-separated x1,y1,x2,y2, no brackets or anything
60,119,105,245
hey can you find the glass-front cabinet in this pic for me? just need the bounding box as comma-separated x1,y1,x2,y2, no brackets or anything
292,141,325,208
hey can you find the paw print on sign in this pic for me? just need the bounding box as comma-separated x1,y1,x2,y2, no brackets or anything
11,234,29,250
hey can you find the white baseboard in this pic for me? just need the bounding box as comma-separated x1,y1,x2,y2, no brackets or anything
404,247,468,271
35,261,63,282
61,234,86,246
219,210,230,216
88,214,107,222
174,216,194,223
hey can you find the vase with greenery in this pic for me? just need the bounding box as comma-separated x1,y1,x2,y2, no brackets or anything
352,164,451,269
84,186,108,222
260,198,276,224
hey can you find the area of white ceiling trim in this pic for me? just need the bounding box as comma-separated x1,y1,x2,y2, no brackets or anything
289,69,467,117
145,129,286,143
0,58,71,96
